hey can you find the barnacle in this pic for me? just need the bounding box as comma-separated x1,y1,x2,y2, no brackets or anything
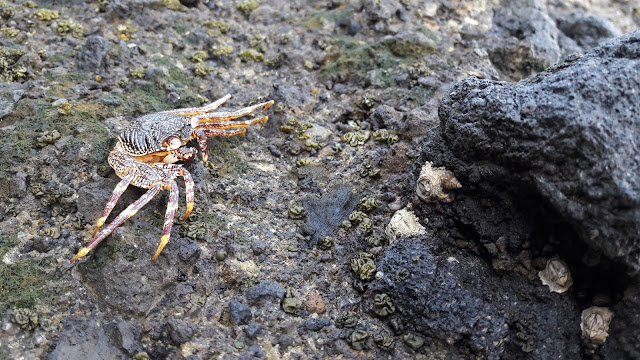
350,330,369,344
416,161,462,203
0,1,15,19
373,293,395,316
357,197,378,213
372,129,399,145
0,47,26,82
288,205,306,220
238,49,263,62
35,9,59,21
362,94,376,108
35,130,61,148
12,308,38,330
538,258,572,293
385,207,426,244
373,329,394,350
237,0,259,14
351,252,376,281
317,236,334,250
23,1,38,8
581,306,613,345
403,333,424,350
1,28,19,37
280,117,312,139
336,312,358,328
162,0,185,11
57,101,72,115
56,20,84,38
203,20,229,37
211,44,234,57
129,68,145,79
191,50,208,63
341,130,370,147
39,226,61,239
115,24,136,41
281,288,304,315
357,217,372,231
348,211,368,224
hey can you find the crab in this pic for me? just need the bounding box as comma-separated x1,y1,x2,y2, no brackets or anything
71,94,274,262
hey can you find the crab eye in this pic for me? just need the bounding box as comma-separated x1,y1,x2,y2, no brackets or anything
164,136,182,150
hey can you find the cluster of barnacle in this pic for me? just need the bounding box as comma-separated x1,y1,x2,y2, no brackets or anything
35,130,61,148
537,259,614,353
115,24,136,41
203,20,229,37
35,9,59,21
351,252,376,281
236,0,259,14
280,117,313,140
0,1,15,19
1,27,19,37
0,47,27,82
11,308,38,330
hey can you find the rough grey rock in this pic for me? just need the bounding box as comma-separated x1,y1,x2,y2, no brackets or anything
555,10,621,49
490,0,561,79
75,36,112,71
244,321,263,338
367,236,581,359
229,300,252,325
244,280,285,305
0,82,27,120
48,318,127,360
439,30,640,272
302,318,330,332
302,187,359,242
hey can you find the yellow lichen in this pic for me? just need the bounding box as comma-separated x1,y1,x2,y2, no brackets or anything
237,0,259,14
204,20,229,37
191,50,208,63
129,68,145,79
163,0,186,11
1,28,19,37
115,24,136,41
56,20,84,38
35,9,59,21
211,44,234,57
238,49,263,62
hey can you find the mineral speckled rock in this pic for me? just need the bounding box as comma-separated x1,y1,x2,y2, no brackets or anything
367,236,582,359
439,30,640,272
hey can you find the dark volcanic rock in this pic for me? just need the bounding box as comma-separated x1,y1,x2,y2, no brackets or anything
75,36,112,71
230,300,252,325
438,31,640,272
367,236,581,359
48,318,128,360
244,280,285,305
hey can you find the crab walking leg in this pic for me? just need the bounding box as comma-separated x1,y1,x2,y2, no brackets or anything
154,164,195,220
191,100,274,124
91,170,136,238
71,184,162,262
196,115,269,130
159,94,231,116
201,128,251,138
152,181,179,261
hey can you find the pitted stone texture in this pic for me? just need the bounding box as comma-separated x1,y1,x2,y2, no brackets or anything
438,31,640,272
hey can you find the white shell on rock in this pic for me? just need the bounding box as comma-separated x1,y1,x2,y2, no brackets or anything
538,258,573,293
416,161,461,203
581,306,613,345
385,207,427,244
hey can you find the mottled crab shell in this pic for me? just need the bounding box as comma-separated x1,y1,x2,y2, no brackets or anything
119,114,192,156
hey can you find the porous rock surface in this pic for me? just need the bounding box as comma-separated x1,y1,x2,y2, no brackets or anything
439,30,640,273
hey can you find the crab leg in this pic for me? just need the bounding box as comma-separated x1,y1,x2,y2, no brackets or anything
196,115,269,130
91,170,136,238
154,163,195,220
152,181,179,261
191,100,274,124
71,184,162,262
160,94,231,116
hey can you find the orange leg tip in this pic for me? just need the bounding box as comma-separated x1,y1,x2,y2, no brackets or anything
70,247,90,263
152,235,171,261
